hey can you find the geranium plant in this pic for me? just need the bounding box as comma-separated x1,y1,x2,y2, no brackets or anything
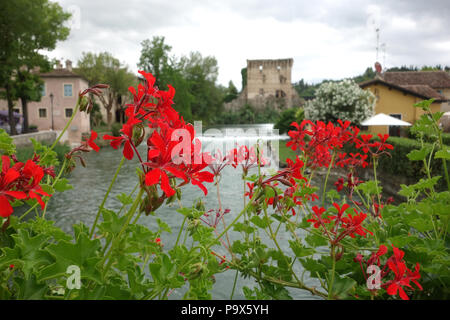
0,73,447,300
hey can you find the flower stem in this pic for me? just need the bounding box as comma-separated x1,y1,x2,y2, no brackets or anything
328,245,336,300
322,152,336,206
102,188,144,275
89,156,125,238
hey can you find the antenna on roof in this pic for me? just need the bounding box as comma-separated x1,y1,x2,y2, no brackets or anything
375,28,380,62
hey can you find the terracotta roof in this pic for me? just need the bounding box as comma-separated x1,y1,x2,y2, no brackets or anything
359,78,447,102
383,71,450,89
39,68,88,81
401,85,445,100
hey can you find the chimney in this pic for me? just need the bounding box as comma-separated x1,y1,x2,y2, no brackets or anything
55,60,63,69
65,59,73,71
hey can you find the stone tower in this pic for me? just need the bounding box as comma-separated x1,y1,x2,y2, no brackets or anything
246,58,297,109
224,58,300,112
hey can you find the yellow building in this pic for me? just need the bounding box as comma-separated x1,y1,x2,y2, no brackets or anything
360,77,446,136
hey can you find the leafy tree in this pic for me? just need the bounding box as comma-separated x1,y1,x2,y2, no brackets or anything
137,37,223,124
353,67,376,83
304,80,375,125
224,81,238,103
241,67,247,92
138,37,172,89
76,52,137,128
0,0,70,135
274,108,304,134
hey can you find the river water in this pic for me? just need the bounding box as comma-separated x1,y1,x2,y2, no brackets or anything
44,124,323,300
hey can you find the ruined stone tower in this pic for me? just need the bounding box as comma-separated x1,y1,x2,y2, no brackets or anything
225,58,300,111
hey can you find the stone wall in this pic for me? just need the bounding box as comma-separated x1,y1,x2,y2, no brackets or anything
12,130,57,148
224,58,301,112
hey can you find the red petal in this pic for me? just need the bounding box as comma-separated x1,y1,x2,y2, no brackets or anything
4,191,27,199
160,171,175,197
0,195,13,217
147,149,160,159
123,141,134,160
145,168,161,186
164,166,187,181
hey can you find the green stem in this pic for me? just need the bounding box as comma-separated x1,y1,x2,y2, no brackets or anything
102,188,144,275
372,157,381,207
229,270,239,300
174,216,187,247
41,102,80,161
322,152,336,206
328,245,336,300
89,156,125,238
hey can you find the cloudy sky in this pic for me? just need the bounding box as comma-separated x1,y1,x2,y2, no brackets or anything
45,0,450,90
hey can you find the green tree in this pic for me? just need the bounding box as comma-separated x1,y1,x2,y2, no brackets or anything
0,0,70,135
138,37,172,89
76,52,137,128
179,52,223,123
224,81,238,103
241,67,247,92
137,37,223,123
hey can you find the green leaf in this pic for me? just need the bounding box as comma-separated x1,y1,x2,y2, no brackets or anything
331,274,356,299
14,275,47,300
407,147,431,161
53,178,73,192
0,229,53,278
305,233,328,247
156,218,172,233
40,184,54,195
250,216,271,228
116,192,133,205
435,147,450,160
0,129,16,155
289,240,314,257
38,232,102,283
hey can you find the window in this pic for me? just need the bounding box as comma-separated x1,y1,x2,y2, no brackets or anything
13,108,20,114
65,108,73,118
259,88,264,95
39,108,47,118
64,84,73,97
41,84,46,97
259,65,263,72
389,114,402,137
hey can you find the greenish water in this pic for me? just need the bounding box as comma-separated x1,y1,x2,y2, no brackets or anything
43,124,324,300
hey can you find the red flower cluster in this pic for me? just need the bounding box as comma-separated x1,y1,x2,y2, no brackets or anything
355,134,393,157
307,202,373,246
355,244,422,300
103,70,214,198
0,155,51,217
287,120,359,168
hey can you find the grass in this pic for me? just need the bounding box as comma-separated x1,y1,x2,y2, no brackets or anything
278,142,297,166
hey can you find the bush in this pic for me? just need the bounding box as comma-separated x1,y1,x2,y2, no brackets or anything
111,122,122,137
344,135,449,189
16,142,70,164
304,79,375,125
274,108,304,134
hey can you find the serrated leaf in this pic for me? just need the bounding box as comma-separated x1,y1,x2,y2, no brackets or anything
289,240,314,257
156,218,172,233
435,147,450,160
53,179,73,192
116,192,133,205
250,216,271,228
407,147,431,161
38,232,102,283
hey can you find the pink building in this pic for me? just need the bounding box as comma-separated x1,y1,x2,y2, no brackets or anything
0,60,91,146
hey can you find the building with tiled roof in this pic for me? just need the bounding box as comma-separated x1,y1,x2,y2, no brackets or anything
0,60,91,146
359,67,447,137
